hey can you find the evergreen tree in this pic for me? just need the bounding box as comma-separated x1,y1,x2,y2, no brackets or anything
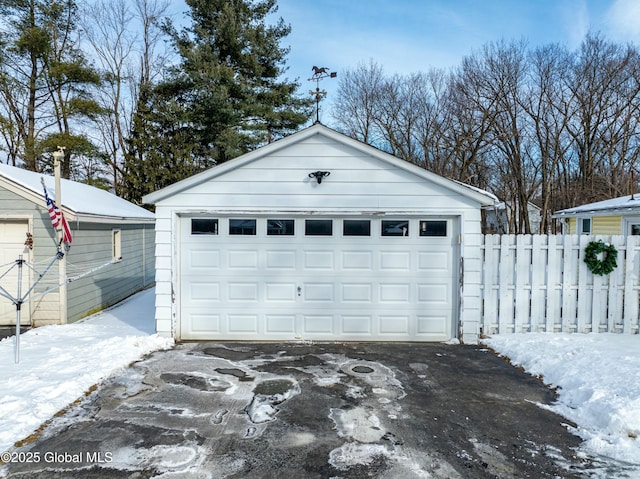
123,83,214,205
122,0,311,205
166,0,312,163
0,0,103,176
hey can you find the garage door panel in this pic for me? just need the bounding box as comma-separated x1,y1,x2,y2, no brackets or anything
342,251,372,270
190,282,220,301
228,250,258,269
341,315,372,334
266,250,296,269
265,314,296,333
228,283,258,301
188,313,220,332
417,284,449,304
228,314,259,332
188,249,220,270
342,283,372,302
379,315,410,334
304,251,334,269
180,216,457,341
266,282,297,301
417,315,449,335
304,283,334,301
302,314,334,333
380,251,411,270
418,251,450,271
379,284,410,302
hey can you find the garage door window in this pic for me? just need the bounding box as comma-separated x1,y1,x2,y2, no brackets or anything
343,220,371,236
420,220,447,237
305,219,333,236
230,219,257,235
382,220,409,236
267,219,295,236
191,218,218,235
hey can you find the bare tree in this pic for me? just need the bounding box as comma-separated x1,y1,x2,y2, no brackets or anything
564,33,640,202
332,60,385,145
81,0,169,191
523,44,572,232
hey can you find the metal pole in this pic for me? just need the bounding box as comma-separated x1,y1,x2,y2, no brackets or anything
53,148,67,325
15,255,23,364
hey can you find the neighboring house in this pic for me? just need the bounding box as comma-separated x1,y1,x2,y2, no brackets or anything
483,201,542,234
143,123,496,344
0,164,155,327
553,193,640,235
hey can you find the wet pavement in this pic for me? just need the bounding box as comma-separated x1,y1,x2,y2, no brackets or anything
0,342,622,478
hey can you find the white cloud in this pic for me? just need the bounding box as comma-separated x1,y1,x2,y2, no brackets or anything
604,0,640,42
559,0,590,47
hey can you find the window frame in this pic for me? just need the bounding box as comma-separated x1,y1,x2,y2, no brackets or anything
578,217,592,235
343,219,371,237
229,218,257,236
267,219,295,236
305,219,333,236
112,229,122,262
419,220,448,237
191,218,219,235
381,220,409,237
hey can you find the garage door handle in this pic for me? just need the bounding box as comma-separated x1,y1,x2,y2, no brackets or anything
297,286,302,296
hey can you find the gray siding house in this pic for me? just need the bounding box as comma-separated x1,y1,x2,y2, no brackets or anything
0,164,155,327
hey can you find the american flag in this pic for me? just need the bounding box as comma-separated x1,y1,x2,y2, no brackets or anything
43,183,72,244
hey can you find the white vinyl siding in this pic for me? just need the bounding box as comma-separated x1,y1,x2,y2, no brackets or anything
149,126,490,343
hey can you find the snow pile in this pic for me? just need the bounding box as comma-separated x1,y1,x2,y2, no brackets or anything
0,288,173,454
483,333,640,466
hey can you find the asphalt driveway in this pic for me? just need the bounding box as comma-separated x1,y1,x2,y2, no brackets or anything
1,342,607,478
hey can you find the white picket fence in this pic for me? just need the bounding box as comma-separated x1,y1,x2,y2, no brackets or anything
480,235,640,335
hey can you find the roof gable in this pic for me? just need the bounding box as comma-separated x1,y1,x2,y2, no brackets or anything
0,164,154,222
143,123,496,206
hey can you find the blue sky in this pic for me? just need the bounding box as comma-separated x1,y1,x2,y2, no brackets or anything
267,0,640,119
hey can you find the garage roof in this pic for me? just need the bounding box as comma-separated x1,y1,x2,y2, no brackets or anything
143,123,497,206
0,163,155,223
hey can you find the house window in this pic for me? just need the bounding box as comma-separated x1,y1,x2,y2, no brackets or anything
343,220,371,236
631,224,640,235
267,219,295,236
191,218,218,235
112,229,122,261
229,219,257,235
420,220,447,237
305,219,333,236
382,220,409,237
579,218,591,235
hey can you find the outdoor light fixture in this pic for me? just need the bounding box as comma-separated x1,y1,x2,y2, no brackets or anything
308,171,330,184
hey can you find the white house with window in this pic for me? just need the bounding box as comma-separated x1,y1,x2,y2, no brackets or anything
143,123,496,344
553,194,640,236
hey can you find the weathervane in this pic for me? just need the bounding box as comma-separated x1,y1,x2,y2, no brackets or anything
309,66,337,124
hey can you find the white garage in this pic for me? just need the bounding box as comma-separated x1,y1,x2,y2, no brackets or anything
143,124,495,343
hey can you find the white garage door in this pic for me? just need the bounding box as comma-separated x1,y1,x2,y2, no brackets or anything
0,221,30,326
179,216,458,341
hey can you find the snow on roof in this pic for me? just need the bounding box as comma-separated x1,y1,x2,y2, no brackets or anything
554,193,640,216
0,163,154,221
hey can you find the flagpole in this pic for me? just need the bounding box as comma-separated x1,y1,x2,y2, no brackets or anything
52,147,67,325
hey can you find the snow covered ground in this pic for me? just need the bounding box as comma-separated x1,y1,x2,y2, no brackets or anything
0,288,638,475
483,333,640,472
0,288,173,455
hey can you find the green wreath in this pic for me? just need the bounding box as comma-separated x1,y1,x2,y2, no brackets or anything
584,240,618,275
